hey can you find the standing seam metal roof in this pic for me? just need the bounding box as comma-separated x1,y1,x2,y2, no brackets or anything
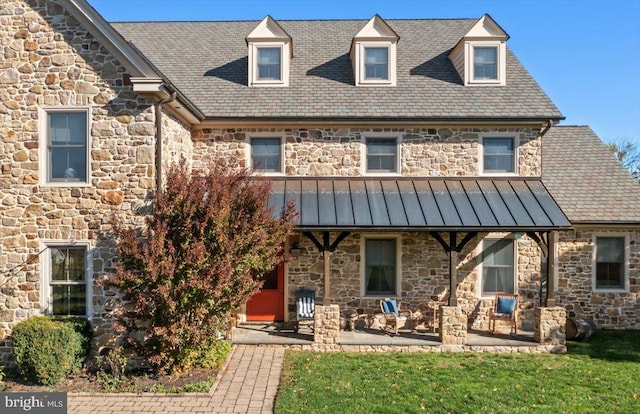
111,19,563,120
268,177,569,230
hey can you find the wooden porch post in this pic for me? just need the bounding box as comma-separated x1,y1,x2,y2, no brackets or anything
323,249,331,305
546,231,558,307
448,232,458,306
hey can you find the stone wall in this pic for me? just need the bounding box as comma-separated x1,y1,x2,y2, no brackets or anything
0,0,191,361
162,107,193,172
192,127,542,176
286,231,544,330
556,228,640,329
534,306,566,345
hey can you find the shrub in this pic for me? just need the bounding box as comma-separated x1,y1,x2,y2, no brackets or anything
50,316,93,358
197,340,232,370
112,160,296,372
12,317,84,385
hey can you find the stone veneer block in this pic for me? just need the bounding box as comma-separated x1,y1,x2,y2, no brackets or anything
534,306,566,345
314,305,340,345
439,306,467,345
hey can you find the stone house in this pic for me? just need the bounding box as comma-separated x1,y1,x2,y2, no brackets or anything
0,0,638,359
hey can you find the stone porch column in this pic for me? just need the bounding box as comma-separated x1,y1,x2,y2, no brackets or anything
534,306,566,345
314,304,340,344
439,306,467,345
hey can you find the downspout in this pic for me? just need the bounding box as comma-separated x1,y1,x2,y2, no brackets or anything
540,118,554,138
154,91,177,196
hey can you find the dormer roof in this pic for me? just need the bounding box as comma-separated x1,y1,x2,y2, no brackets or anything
246,15,293,56
350,14,399,54
463,14,509,41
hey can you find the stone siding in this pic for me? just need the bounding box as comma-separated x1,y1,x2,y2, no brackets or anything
0,1,190,361
192,127,542,176
556,228,640,329
287,232,544,330
534,306,566,345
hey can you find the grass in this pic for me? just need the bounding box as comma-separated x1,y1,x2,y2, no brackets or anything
275,330,640,413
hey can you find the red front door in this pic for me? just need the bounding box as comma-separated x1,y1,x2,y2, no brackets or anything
246,263,285,321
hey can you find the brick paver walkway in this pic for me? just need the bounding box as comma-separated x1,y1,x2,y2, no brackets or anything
68,345,285,414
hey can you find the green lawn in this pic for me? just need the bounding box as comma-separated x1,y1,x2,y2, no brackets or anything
275,331,640,413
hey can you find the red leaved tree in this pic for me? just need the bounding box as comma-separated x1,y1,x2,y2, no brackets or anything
111,161,296,372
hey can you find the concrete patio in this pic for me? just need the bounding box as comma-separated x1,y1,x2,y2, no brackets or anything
233,323,537,347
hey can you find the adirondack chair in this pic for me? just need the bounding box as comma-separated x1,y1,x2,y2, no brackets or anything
489,293,518,334
294,288,315,333
380,298,414,335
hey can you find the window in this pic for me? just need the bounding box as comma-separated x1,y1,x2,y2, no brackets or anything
366,137,398,173
473,47,498,80
364,47,389,80
481,239,515,296
44,110,89,184
48,246,88,316
251,137,282,173
365,239,397,295
257,47,282,81
594,236,626,290
483,137,515,174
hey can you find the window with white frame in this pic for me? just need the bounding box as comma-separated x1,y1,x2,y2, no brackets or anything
481,238,515,296
250,137,282,173
364,47,389,80
594,236,626,290
46,246,89,316
364,238,397,296
256,47,282,81
43,110,89,184
483,137,515,174
366,137,398,173
473,46,498,80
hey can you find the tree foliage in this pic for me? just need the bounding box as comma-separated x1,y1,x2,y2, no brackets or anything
605,139,640,181
111,161,296,372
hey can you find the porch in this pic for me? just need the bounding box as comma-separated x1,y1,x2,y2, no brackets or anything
233,323,537,347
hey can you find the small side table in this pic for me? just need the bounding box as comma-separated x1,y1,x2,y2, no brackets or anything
427,301,446,333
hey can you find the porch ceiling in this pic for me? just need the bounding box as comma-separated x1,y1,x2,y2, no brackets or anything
268,177,570,231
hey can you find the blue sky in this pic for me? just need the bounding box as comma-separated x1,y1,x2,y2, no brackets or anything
89,0,640,145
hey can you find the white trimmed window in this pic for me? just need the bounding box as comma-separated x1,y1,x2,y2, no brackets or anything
256,46,282,81
481,238,515,296
250,137,283,174
364,238,398,296
481,136,516,174
467,42,506,85
473,46,498,80
365,136,400,174
41,243,92,317
593,235,629,291
364,47,389,81
40,108,90,186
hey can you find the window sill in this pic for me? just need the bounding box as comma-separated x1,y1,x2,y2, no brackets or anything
252,171,285,177
592,288,628,294
40,182,92,188
479,172,518,177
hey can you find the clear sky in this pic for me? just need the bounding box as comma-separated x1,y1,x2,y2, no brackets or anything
89,0,640,145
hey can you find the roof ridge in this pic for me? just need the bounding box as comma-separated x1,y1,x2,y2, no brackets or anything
110,17,478,24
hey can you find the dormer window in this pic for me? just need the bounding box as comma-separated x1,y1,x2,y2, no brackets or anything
257,47,282,81
350,15,399,87
364,47,389,80
448,14,508,86
246,16,292,87
473,46,497,80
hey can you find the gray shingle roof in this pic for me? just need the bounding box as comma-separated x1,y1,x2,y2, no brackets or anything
111,19,563,120
543,126,640,223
